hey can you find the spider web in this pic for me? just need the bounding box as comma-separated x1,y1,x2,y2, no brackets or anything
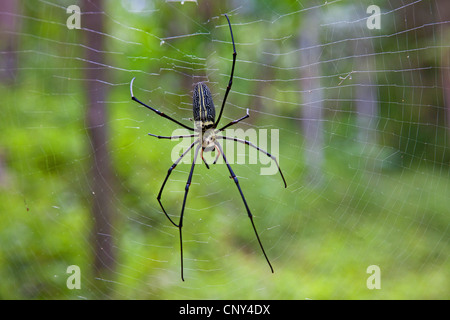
0,0,449,299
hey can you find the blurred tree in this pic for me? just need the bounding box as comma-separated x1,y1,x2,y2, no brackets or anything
395,0,450,163
83,0,116,294
354,18,378,155
0,0,19,84
435,0,450,139
299,8,324,183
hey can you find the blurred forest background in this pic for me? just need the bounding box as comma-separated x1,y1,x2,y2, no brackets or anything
0,0,449,299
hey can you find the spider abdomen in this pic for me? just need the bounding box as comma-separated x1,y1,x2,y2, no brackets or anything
193,82,215,130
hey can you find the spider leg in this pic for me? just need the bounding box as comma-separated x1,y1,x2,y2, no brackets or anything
157,140,199,227
177,144,201,281
201,147,210,169
148,133,198,140
214,14,237,127
214,141,274,274
217,109,249,132
216,136,287,188
199,146,221,167
201,144,223,168
130,77,195,131
212,145,221,164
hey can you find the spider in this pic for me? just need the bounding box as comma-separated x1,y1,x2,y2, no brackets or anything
130,14,287,281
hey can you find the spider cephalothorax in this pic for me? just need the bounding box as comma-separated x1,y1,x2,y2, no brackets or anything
130,14,286,281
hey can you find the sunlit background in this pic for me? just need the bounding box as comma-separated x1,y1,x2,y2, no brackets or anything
0,0,449,299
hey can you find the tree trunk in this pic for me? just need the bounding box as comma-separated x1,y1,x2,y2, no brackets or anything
0,0,19,84
83,0,116,292
442,46,450,139
299,10,324,184
354,38,378,150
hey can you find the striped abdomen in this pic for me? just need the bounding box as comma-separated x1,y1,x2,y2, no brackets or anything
193,82,215,130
